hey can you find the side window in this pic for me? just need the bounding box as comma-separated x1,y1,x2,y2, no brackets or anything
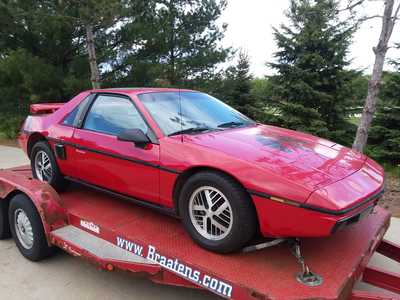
62,95,92,127
83,95,148,136
62,106,79,126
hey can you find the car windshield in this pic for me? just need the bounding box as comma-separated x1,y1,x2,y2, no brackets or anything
138,92,255,136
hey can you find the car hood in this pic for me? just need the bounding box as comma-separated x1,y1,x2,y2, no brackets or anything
186,124,367,192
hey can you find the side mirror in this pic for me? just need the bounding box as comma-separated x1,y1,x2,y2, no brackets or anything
117,129,151,148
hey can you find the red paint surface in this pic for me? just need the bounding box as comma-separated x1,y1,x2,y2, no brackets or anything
30,103,64,114
18,88,385,238
1,167,397,300
0,167,67,239
362,266,400,295
46,182,392,299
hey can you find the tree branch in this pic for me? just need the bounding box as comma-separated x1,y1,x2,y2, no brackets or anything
338,0,366,12
358,15,383,22
394,2,400,20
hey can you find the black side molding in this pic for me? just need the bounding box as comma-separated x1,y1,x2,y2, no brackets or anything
54,144,66,160
65,177,178,218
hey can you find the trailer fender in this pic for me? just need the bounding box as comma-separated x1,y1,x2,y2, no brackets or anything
0,169,67,242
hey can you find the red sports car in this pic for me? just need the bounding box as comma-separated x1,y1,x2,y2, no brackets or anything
19,88,384,253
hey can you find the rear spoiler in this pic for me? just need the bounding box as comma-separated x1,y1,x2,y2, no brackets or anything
30,103,64,114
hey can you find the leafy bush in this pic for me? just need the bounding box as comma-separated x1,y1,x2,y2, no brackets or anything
0,114,25,139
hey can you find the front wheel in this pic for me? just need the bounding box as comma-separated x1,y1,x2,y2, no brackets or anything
179,172,257,253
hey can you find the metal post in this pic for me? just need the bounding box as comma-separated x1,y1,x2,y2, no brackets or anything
289,238,323,287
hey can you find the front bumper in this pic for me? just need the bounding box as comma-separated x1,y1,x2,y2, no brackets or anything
331,203,377,234
251,187,384,238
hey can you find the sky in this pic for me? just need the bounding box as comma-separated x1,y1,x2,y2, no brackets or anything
219,0,400,77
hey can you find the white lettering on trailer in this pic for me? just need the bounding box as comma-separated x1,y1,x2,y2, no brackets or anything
146,245,232,298
80,220,100,234
116,238,232,298
116,237,144,257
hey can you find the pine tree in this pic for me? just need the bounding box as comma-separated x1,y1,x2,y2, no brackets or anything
223,51,263,120
56,0,123,89
367,70,400,165
0,0,92,111
114,0,231,86
268,0,355,143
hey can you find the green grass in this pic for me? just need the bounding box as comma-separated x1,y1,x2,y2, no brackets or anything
347,115,360,126
383,163,400,178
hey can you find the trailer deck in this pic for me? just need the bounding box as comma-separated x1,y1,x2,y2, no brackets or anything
1,166,399,300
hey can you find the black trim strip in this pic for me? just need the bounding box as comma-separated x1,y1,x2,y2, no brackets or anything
47,137,181,175
331,203,376,233
248,187,384,216
66,177,178,218
247,189,272,199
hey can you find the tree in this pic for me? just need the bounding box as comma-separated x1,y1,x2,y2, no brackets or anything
268,0,356,143
367,69,400,165
352,0,400,152
0,0,92,108
222,50,263,120
59,0,123,89
114,0,231,87
0,0,94,137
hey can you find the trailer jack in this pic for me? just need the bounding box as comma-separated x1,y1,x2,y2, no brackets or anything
289,238,323,287
243,238,323,287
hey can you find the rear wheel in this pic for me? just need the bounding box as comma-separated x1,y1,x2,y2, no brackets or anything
30,141,68,191
179,171,257,253
0,201,11,239
8,194,54,261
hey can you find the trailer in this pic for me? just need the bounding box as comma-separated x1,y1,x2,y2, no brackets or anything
0,166,399,300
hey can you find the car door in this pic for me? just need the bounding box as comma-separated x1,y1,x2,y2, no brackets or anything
70,93,160,204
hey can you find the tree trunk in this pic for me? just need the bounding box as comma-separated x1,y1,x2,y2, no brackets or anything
85,24,101,89
352,0,396,152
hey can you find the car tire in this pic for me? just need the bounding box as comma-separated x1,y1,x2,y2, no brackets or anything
9,194,54,261
179,171,257,253
30,141,68,192
0,201,11,239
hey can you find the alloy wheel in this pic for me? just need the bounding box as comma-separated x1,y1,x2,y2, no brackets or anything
189,186,233,241
34,150,53,182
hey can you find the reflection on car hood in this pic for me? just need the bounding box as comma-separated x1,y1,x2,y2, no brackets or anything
186,124,367,191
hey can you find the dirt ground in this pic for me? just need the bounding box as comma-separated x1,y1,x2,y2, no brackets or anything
0,138,18,147
1,139,399,216
380,173,400,217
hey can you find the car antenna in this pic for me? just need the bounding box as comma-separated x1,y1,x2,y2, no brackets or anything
179,88,183,143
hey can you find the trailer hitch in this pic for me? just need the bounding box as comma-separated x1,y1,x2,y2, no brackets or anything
289,238,323,287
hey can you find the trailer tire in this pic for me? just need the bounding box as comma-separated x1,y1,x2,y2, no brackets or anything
0,201,11,239
179,171,257,253
31,141,68,192
9,194,54,261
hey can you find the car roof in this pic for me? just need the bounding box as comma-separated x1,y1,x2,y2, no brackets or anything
87,87,196,96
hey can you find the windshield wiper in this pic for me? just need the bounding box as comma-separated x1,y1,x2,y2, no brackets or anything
217,121,245,128
168,127,212,136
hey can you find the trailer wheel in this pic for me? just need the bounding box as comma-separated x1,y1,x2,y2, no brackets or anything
8,194,54,261
0,201,11,239
31,141,68,192
179,171,257,253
